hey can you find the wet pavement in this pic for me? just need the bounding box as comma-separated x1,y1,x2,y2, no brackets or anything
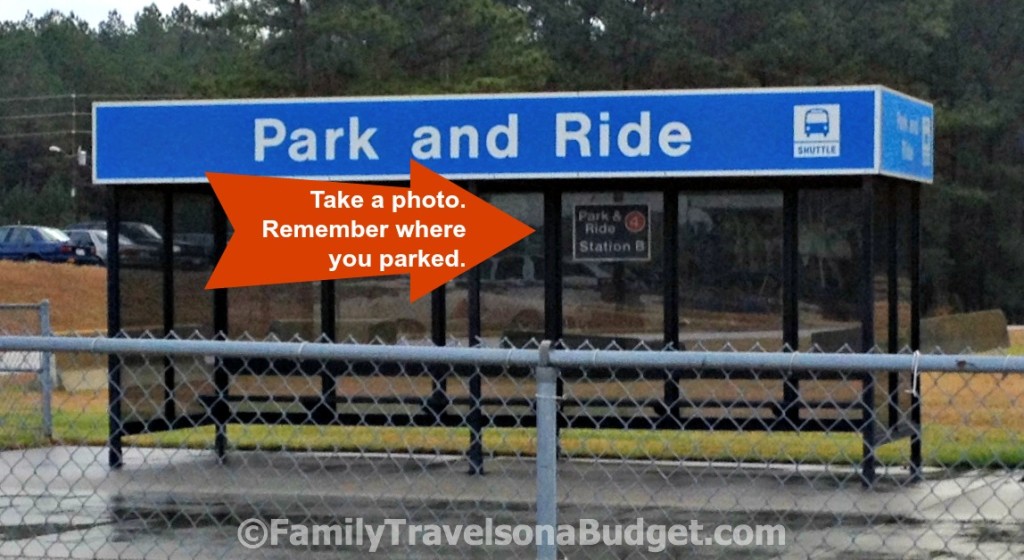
0,446,1022,558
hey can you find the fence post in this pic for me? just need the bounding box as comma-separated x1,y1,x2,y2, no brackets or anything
38,300,53,440
536,340,558,560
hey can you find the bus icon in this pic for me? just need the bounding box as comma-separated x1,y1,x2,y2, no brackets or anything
804,108,830,136
794,104,840,158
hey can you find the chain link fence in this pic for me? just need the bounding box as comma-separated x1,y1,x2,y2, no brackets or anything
0,302,53,445
0,331,1021,558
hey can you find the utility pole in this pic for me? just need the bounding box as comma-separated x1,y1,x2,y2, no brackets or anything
71,92,77,221
47,141,86,222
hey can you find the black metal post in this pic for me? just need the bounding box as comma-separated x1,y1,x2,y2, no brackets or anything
662,189,680,427
860,177,877,485
428,285,449,419
467,184,484,474
887,181,900,430
543,190,563,444
544,190,563,342
212,202,230,461
106,187,123,468
318,281,337,424
162,192,176,422
909,182,923,481
320,281,336,340
782,187,800,428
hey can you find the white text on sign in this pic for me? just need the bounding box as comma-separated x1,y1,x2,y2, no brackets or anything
253,112,693,163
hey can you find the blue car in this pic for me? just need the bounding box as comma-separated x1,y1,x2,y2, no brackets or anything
0,225,99,264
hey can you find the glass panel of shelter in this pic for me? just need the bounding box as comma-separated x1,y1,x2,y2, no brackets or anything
678,190,784,352
463,190,544,430
798,186,865,351
561,190,664,348
112,178,908,431
171,189,217,420
116,187,166,426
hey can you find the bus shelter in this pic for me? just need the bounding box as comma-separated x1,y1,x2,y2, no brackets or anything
94,87,934,482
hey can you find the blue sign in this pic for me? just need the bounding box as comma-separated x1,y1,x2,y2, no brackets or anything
93,87,932,184
879,89,934,182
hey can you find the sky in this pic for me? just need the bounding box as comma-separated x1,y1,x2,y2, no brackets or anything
0,0,215,28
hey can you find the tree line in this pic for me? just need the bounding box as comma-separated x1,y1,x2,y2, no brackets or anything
1,0,1022,320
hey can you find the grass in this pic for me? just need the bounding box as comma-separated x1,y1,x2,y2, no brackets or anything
2,367,1023,469
0,261,106,334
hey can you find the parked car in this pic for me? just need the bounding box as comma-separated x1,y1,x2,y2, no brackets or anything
173,232,215,263
65,221,208,268
66,221,163,247
0,225,100,265
65,229,146,266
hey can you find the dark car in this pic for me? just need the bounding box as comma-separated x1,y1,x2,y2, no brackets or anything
66,229,148,267
0,225,100,265
65,221,209,268
66,221,163,247
173,233,215,263
67,221,162,268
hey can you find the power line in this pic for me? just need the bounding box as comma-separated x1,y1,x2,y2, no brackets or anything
0,93,75,104
0,92,197,141
0,112,76,122
84,93,193,99
0,92,195,104
0,130,91,140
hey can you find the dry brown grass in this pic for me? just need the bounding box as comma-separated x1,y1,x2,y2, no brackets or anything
0,261,106,333
17,368,1022,430
924,370,1024,430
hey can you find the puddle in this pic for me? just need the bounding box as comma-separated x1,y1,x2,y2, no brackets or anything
0,521,109,540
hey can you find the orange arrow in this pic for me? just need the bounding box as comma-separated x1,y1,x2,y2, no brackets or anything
205,161,535,301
